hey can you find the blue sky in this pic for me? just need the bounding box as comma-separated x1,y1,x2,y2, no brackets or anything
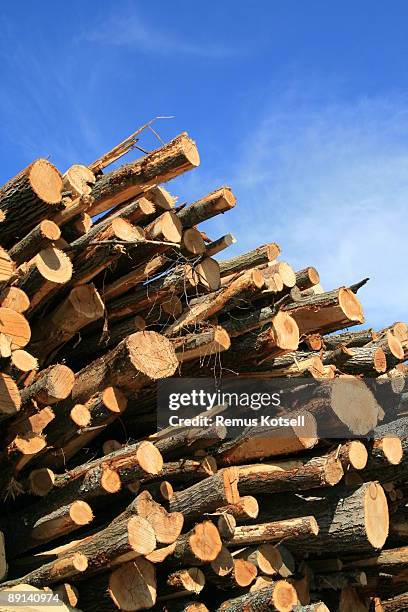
1,1,408,327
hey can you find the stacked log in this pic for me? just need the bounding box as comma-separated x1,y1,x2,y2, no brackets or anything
0,126,406,612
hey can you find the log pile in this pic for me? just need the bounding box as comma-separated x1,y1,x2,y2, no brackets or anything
0,125,407,611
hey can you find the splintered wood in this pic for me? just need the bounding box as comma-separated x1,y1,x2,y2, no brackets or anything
0,125,406,611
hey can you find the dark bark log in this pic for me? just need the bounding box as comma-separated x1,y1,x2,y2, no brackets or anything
0,159,62,246
89,133,199,217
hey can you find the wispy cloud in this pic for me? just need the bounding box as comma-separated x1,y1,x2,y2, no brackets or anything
83,4,239,59
224,89,408,327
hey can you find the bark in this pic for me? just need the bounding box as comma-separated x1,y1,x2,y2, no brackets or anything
258,481,389,553
177,187,236,228
219,243,280,277
0,159,62,246
9,220,61,266
15,247,73,316
295,267,320,291
29,284,104,365
165,269,264,336
324,329,377,350
226,516,319,548
101,253,168,302
89,132,199,216
3,500,93,558
216,581,298,611
20,364,75,405
284,287,365,335
168,467,240,521
206,233,236,257
237,452,344,495
71,331,178,401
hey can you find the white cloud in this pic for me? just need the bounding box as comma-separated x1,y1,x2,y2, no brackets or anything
83,4,238,59
224,93,408,328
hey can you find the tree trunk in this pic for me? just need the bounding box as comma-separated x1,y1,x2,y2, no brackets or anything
88,133,199,217
29,284,104,365
0,159,62,246
177,187,236,228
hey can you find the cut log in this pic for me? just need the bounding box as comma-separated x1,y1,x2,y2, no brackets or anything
132,490,184,544
206,234,236,257
109,558,157,611
9,220,61,265
295,267,320,291
0,552,88,588
145,210,183,243
171,521,222,565
0,287,30,313
235,543,295,577
215,496,259,520
217,410,318,465
168,467,240,520
0,373,21,421
102,253,167,302
181,228,206,255
0,307,30,349
62,165,95,198
174,326,231,362
29,284,104,364
0,159,62,246
89,132,200,216
216,581,298,611
159,567,205,598
16,247,73,315
219,243,280,277
237,452,344,495
62,212,93,241
177,187,236,229
226,516,319,548
187,257,221,291
165,268,264,336
71,331,178,401
284,287,365,335
223,311,300,364
20,364,75,405
258,481,389,553
4,500,93,557
9,349,38,373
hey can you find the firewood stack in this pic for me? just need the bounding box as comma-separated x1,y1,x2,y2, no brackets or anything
0,126,407,612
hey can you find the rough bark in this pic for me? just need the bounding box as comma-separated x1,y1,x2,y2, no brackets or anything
89,133,200,216
0,159,62,246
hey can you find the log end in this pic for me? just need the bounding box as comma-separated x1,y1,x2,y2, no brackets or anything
128,516,156,555
271,579,299,612
379,436,403,465
102,386,128,414
189,521,222,562
28,467,55,496
136,440,164,475
348,440,368,470
69,500,93,526
338,287,365,323
109,558,156,611
35,247,73,284
364,482,389,549
29,159,62,204
127,331,178,380
101,467,121,494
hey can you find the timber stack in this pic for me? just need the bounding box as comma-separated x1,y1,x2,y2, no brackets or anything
0,125,406,611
